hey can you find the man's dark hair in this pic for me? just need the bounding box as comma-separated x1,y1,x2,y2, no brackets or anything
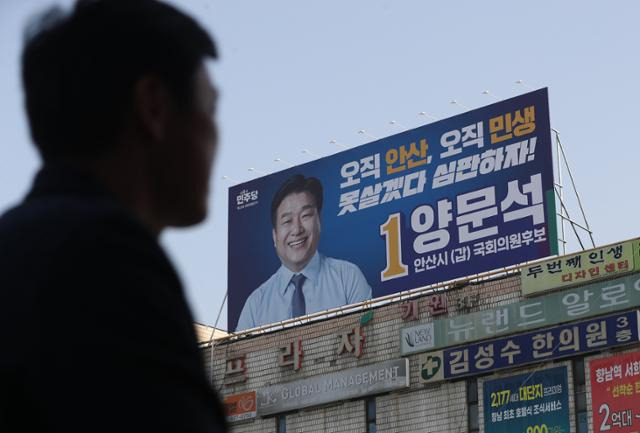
21,0,217,160
271,174,323,227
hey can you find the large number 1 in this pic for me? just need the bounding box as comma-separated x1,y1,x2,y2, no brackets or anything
380,213,409,281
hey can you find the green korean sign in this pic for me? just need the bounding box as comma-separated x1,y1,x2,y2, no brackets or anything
401,272,640,355
521,239,638,296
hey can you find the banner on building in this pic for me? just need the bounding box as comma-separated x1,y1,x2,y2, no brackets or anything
483,366,569,433
224,391,257,423
257,359,409,416
419,310,640,384
522,239,638,296
402,272,640,355
229,88,556,331
590,351,640,432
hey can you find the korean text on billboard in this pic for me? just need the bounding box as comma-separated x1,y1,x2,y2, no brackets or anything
228,89,556,331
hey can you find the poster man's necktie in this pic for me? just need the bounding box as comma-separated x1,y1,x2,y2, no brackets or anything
290,273,306,317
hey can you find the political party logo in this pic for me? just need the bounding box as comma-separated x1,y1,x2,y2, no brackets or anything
236,188,259,210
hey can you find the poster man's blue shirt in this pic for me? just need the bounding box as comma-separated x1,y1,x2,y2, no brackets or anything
236,252,371,330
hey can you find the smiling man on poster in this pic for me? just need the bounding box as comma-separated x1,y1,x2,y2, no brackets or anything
236,174,371,330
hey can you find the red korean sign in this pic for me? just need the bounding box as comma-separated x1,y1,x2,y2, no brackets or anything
590,351,640,432
224,391,257,423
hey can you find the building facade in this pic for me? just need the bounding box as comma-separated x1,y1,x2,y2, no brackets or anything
204,239,640,433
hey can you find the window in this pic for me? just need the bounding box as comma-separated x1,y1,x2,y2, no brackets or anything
366,397,376,433
467,379,479,433
573,358,588,433
276,414,286,433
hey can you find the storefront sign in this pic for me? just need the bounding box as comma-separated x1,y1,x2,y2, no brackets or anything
257,359,409,416
427,293,448,316
278,337,304,371
402,322,437,354
338,325,366,358
402,272,640,355
400,299,420,321
399,294,448,322
590,351,640,432
224,356,247,385
483,366,569,433
224,391,257,423
456,293,480,310
419,310,639,384
522,240,637,296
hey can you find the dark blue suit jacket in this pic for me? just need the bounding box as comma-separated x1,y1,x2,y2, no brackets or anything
0,164,226,432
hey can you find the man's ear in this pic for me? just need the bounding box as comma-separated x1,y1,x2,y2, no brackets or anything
272,228,277,247
132,75,171,142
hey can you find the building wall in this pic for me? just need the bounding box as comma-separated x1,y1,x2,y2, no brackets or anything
376,382,467,432
203,271,640,432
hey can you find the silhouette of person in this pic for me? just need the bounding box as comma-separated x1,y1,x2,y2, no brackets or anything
0,1,227,431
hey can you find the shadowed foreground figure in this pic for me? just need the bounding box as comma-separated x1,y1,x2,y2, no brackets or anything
0,1,227,431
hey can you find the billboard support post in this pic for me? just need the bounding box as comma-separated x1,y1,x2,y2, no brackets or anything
552,128,596,254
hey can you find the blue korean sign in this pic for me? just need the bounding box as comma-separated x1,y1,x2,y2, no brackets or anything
483,366,570,433
229,89,557,331
419,310,640,384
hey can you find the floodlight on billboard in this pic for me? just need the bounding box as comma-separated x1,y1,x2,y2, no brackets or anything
228,88,557,331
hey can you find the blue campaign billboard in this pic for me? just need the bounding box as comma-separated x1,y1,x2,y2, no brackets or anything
483,366,570,433
228,88,557,331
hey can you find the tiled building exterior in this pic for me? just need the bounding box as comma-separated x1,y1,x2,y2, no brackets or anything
203,246,640,433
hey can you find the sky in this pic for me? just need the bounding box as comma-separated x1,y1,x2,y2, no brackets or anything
1,0,639,330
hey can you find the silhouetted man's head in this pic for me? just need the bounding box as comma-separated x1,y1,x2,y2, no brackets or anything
22,0,218,230
270,175,323,272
